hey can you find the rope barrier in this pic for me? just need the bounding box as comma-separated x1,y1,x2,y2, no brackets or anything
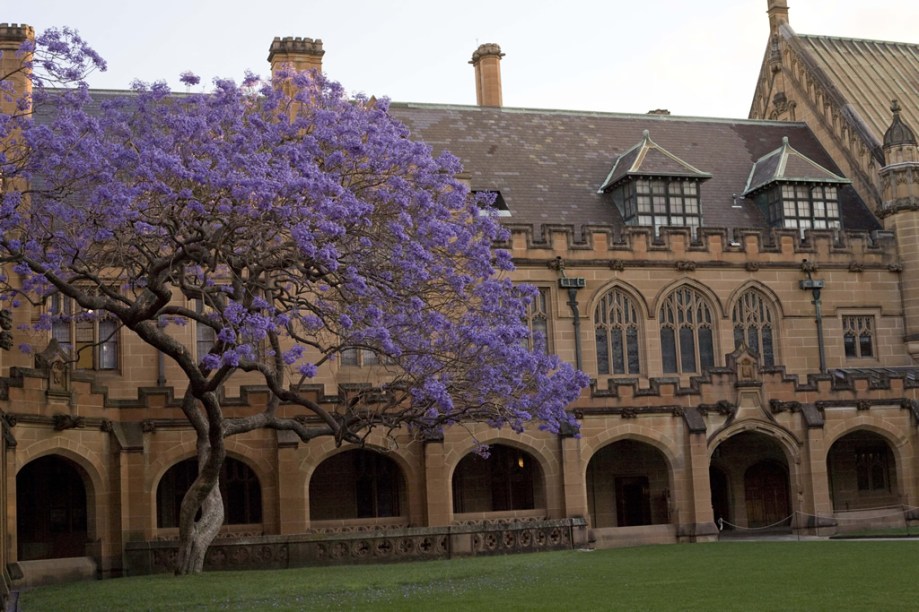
717,506,917,534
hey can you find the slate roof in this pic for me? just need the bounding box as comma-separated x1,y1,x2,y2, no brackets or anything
785,28,919,150
389,103,880,236
743,136,850,196
598,129,712,192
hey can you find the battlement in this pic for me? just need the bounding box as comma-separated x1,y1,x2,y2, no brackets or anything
505,224,898,267
0,23,34,45
267,36,324,63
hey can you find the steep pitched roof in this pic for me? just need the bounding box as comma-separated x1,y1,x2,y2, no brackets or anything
743,136,850,196
788,31,919,149
388,104,879,236
598,129,712,192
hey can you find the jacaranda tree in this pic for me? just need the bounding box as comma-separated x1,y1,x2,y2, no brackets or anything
0,30,587,574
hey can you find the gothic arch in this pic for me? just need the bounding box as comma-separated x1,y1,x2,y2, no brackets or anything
587,279,651,320
307,446,409,522
708,420,802,464
153,452,266,529
450,440,548,515
649,278,725,320
580,425,680,471
725,281,786,319
726,282,784,366
446,433,557,486
590,283,647,376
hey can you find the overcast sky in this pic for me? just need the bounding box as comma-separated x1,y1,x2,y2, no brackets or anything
10,1,919,119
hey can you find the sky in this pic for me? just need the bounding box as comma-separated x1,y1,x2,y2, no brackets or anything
9,1,919,119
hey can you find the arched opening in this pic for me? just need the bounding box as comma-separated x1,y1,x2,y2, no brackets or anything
709,466,730,528
157,456,263,528
586,439,671,528
17,455,89,560
710,431,791,530
309,449,406,521
827,430,899,511
452,445,545,514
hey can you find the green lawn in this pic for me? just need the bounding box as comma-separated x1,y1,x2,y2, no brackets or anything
20,541,919,611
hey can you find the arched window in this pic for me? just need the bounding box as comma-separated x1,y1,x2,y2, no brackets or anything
452,445,542,513
595,288,641,375
309,450,404,520
732,289,776,366
659,287,715,374
157,457,262,528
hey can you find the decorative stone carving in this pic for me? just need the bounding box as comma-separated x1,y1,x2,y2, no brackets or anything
35,339,71,397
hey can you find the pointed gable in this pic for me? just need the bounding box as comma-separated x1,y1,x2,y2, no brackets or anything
743,136,850,196
599,130,711,193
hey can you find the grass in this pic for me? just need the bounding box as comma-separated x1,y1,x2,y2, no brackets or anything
19,541,919,611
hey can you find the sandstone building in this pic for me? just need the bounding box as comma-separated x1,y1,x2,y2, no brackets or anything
2,1,919,591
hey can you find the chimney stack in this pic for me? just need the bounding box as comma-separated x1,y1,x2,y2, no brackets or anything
0,23,34,115
268,36,325,76
470,43,504,107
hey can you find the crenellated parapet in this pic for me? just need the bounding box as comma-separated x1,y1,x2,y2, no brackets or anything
576,360,919,433
506,224,897,268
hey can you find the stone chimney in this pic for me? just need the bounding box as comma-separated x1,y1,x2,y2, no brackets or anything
470,43,504,107
0,23,34,115
767,0,789,34
267,36,324,75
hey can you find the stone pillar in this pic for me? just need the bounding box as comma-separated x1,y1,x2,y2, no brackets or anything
679,432,717,542
423,438,451,526
276,432,307,534
470,43,504,107
801,427,835,532
559,435,587,517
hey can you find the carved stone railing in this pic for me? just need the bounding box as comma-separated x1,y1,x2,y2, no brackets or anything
123,517,588,575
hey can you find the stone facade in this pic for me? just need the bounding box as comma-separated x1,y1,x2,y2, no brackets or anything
3,1,919,593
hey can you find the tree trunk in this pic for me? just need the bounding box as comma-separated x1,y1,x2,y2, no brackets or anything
174,433,226,575
174,481,224,575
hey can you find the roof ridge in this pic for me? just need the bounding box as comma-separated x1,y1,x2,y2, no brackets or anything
797,32,919,48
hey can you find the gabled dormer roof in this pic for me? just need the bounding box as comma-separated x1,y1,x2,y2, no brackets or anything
743,136,850,196
598,129,712,193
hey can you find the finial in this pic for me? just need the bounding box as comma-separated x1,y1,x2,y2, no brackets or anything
642,129,650,140
782,136,789,146
891,99,901,115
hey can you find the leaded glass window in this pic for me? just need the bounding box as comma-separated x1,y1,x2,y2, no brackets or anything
732,290,776,366
613,178,702,236
525,287,551,353
49,293,118,370
595,288,641,375
659,287,715,374
843,315,874,359
762,184,841,235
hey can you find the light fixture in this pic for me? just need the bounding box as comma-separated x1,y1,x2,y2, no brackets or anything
731,193,745,209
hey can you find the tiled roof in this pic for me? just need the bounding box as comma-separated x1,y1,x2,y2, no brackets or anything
789,30,919,148
389,103,879,236
743,136,849,196
598,129,712,192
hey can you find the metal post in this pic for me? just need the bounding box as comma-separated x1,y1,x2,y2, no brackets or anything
567,287,583,372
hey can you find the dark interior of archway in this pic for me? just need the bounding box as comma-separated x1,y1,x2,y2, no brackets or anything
17,455,88,560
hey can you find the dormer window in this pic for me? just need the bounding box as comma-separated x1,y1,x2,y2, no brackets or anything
613,178,702,234
744,137,848,235
761,184,841,232
599,130,711,236
473,190,511,217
